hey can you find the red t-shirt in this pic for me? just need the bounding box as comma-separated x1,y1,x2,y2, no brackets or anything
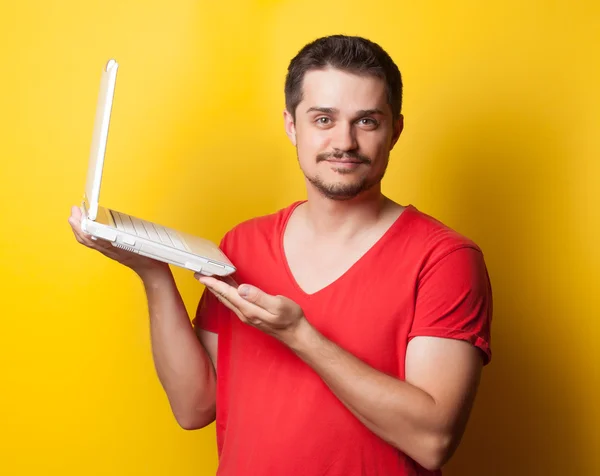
194,202,492,476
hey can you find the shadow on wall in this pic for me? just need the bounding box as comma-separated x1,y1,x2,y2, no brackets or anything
430,99,588,475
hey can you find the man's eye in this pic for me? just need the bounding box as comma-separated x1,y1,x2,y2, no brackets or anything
316,117,331,125
358,118,377,126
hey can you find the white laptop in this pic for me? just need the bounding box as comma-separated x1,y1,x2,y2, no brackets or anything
80,59,236,277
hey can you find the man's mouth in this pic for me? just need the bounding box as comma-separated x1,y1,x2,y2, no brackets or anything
326,158,363,164
317,152,371,165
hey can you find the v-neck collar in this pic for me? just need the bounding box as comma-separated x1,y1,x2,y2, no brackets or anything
278,201,415,298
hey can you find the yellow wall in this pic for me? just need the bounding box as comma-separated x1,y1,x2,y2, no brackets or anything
1,1,598,475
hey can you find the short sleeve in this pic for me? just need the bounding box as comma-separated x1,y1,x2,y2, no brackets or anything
193,288,224,333
192,233,231,333
409,246,493,365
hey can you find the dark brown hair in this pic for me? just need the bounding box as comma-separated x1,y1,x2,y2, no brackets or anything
284,35,403,120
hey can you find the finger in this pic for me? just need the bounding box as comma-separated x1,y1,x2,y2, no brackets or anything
68,220,103,250
71,205,82,220
68,218,87,242
200,276,269,322
68,213,86,235
68,215,80,230
237,284,282,316
206,288,249,323
71,228,85,244
193,273,238,288
70,223,93,245
220,275,239,288
67,211,101,245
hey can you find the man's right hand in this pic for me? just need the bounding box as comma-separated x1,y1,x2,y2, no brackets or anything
68,205,169,278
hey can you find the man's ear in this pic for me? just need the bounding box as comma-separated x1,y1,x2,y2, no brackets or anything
283,109,297,147
390,114,404,151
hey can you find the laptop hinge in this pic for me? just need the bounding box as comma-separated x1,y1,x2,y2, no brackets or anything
82,193,98,221
82,195,91,220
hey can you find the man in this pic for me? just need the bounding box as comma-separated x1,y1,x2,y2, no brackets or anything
69,35,492,475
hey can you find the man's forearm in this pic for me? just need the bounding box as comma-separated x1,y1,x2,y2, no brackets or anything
287,321,451,470
195,274,481,469
140,267,216,429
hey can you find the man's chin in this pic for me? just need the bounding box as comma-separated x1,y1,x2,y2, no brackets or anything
322,191,359,201
310,179,371,201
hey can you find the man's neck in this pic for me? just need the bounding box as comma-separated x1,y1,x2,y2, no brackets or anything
299,186,391,241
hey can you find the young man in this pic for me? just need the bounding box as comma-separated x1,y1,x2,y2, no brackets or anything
69,35,492,475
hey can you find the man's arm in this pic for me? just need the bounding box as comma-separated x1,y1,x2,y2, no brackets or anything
288,324,482,471
198,266,487,471
195,326,218,372
68,206,217,431
142,268,218,430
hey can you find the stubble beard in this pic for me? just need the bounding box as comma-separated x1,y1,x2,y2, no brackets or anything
299,149,389,201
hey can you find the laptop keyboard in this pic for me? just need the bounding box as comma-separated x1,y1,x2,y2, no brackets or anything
110,210,188,251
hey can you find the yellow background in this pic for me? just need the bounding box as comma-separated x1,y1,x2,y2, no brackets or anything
1,1,598,475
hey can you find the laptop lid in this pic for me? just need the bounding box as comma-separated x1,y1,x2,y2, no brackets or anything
84,59,119,221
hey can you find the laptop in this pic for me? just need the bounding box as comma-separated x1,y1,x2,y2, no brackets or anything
80,59,236,277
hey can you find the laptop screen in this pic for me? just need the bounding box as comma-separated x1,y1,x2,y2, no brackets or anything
84,59,118,221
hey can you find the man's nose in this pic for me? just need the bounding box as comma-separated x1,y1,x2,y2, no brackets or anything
330,122,358,151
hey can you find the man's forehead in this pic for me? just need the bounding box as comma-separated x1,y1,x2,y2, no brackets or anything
299,68,388,113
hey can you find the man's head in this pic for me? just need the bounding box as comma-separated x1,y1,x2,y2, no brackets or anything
283,35,404,201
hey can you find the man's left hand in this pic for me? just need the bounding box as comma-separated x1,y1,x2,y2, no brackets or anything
196,274,309,345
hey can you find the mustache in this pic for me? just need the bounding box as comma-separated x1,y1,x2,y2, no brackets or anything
316,151,372,164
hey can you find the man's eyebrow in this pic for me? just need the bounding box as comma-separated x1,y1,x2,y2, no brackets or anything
305,107,385,116
306,106,338,114
356,108,385,116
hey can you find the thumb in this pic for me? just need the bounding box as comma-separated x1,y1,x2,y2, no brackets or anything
238,284,279,313
238,284,259,301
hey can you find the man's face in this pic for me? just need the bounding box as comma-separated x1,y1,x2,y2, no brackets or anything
284,67,403,201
